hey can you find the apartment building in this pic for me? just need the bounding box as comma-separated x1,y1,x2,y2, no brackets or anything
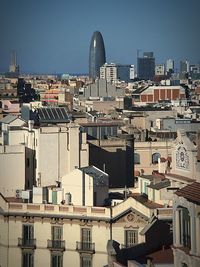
0,119,89,197
173,182,200,267
0,195,160,267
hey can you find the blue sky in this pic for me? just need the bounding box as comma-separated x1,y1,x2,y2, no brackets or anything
0,0,200,74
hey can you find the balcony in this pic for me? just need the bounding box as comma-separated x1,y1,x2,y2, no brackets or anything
121,243,137,249
76,242,95,254
47,240,65,251
18,238,36,249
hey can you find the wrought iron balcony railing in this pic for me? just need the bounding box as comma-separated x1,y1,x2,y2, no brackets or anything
76,241,95,253
121,243,137,249
18,238,36,249
47,240,65,251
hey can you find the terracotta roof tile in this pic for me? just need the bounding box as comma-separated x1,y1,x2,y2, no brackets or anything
129,193,163,209
147,247,174,264
175,182,200,204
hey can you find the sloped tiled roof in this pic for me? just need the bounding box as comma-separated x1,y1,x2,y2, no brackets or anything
129,193,163,209
148,179,170,190
175,182,200,204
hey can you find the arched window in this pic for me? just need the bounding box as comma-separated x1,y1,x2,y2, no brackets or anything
134,153,140,164
152,153,161,164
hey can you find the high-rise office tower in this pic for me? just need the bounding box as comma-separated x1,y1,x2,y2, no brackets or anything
5,50,20,78
166,59,174,75
89,31,106,80
180,60,189,74
9,50,20,74
137,52,155,80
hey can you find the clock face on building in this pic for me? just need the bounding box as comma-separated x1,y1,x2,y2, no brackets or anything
175,143,189,169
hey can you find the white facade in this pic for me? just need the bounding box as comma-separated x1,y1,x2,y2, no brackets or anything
100,63,132,83
170,130,200,181
62,166,109,206
0,145,25,197
1,123,89,194
100,63,118,83
155,64,165,76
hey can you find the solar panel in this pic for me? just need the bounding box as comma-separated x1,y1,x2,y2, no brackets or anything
38,107,70,123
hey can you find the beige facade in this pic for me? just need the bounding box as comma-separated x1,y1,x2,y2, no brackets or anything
134,141,172,175
173,186,200,267
170,130,200,181
0,196,157,267
62,166,109,206
85,99,124,114
0,145,25,197
129,109,177,130
1,123,89,195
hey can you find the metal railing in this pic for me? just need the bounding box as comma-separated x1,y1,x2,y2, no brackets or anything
18,238,36,249
76,242,95,253
121,243,137,249
47,240,65,250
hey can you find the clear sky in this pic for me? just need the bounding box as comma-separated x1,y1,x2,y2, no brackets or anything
1,0,200,74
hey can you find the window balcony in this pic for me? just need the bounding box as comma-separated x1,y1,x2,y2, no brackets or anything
76,242,95,254
18,238,36,249
47,240,65,251
121,243,137,249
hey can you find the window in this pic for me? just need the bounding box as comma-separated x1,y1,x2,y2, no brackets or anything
52,226,62,248
80,255,92,267
52,226,62,240
51,253,63,267
125,229,138,247
22,251,34,267
23,225,34,246
134,153,140,164
82,228,91,243
152,153,161,164
179,208,191,248
81,228,92,250
144,182,148,195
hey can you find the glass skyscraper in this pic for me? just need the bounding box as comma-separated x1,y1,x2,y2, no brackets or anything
89,31,106,80
137,52,155,80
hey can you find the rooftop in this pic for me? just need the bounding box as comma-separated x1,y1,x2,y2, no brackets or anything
129,193,163,209
38,107,70,123
148,179,171,190
147,246,174,264
175,182,200,204
165,173,196,183
0,114,18,124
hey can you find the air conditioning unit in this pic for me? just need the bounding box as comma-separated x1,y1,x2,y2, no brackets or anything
15,189,22,199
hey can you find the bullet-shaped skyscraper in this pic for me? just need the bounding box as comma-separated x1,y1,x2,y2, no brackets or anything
89,31,106,80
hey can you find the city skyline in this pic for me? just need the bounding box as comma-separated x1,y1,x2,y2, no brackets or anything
1,0,200,74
